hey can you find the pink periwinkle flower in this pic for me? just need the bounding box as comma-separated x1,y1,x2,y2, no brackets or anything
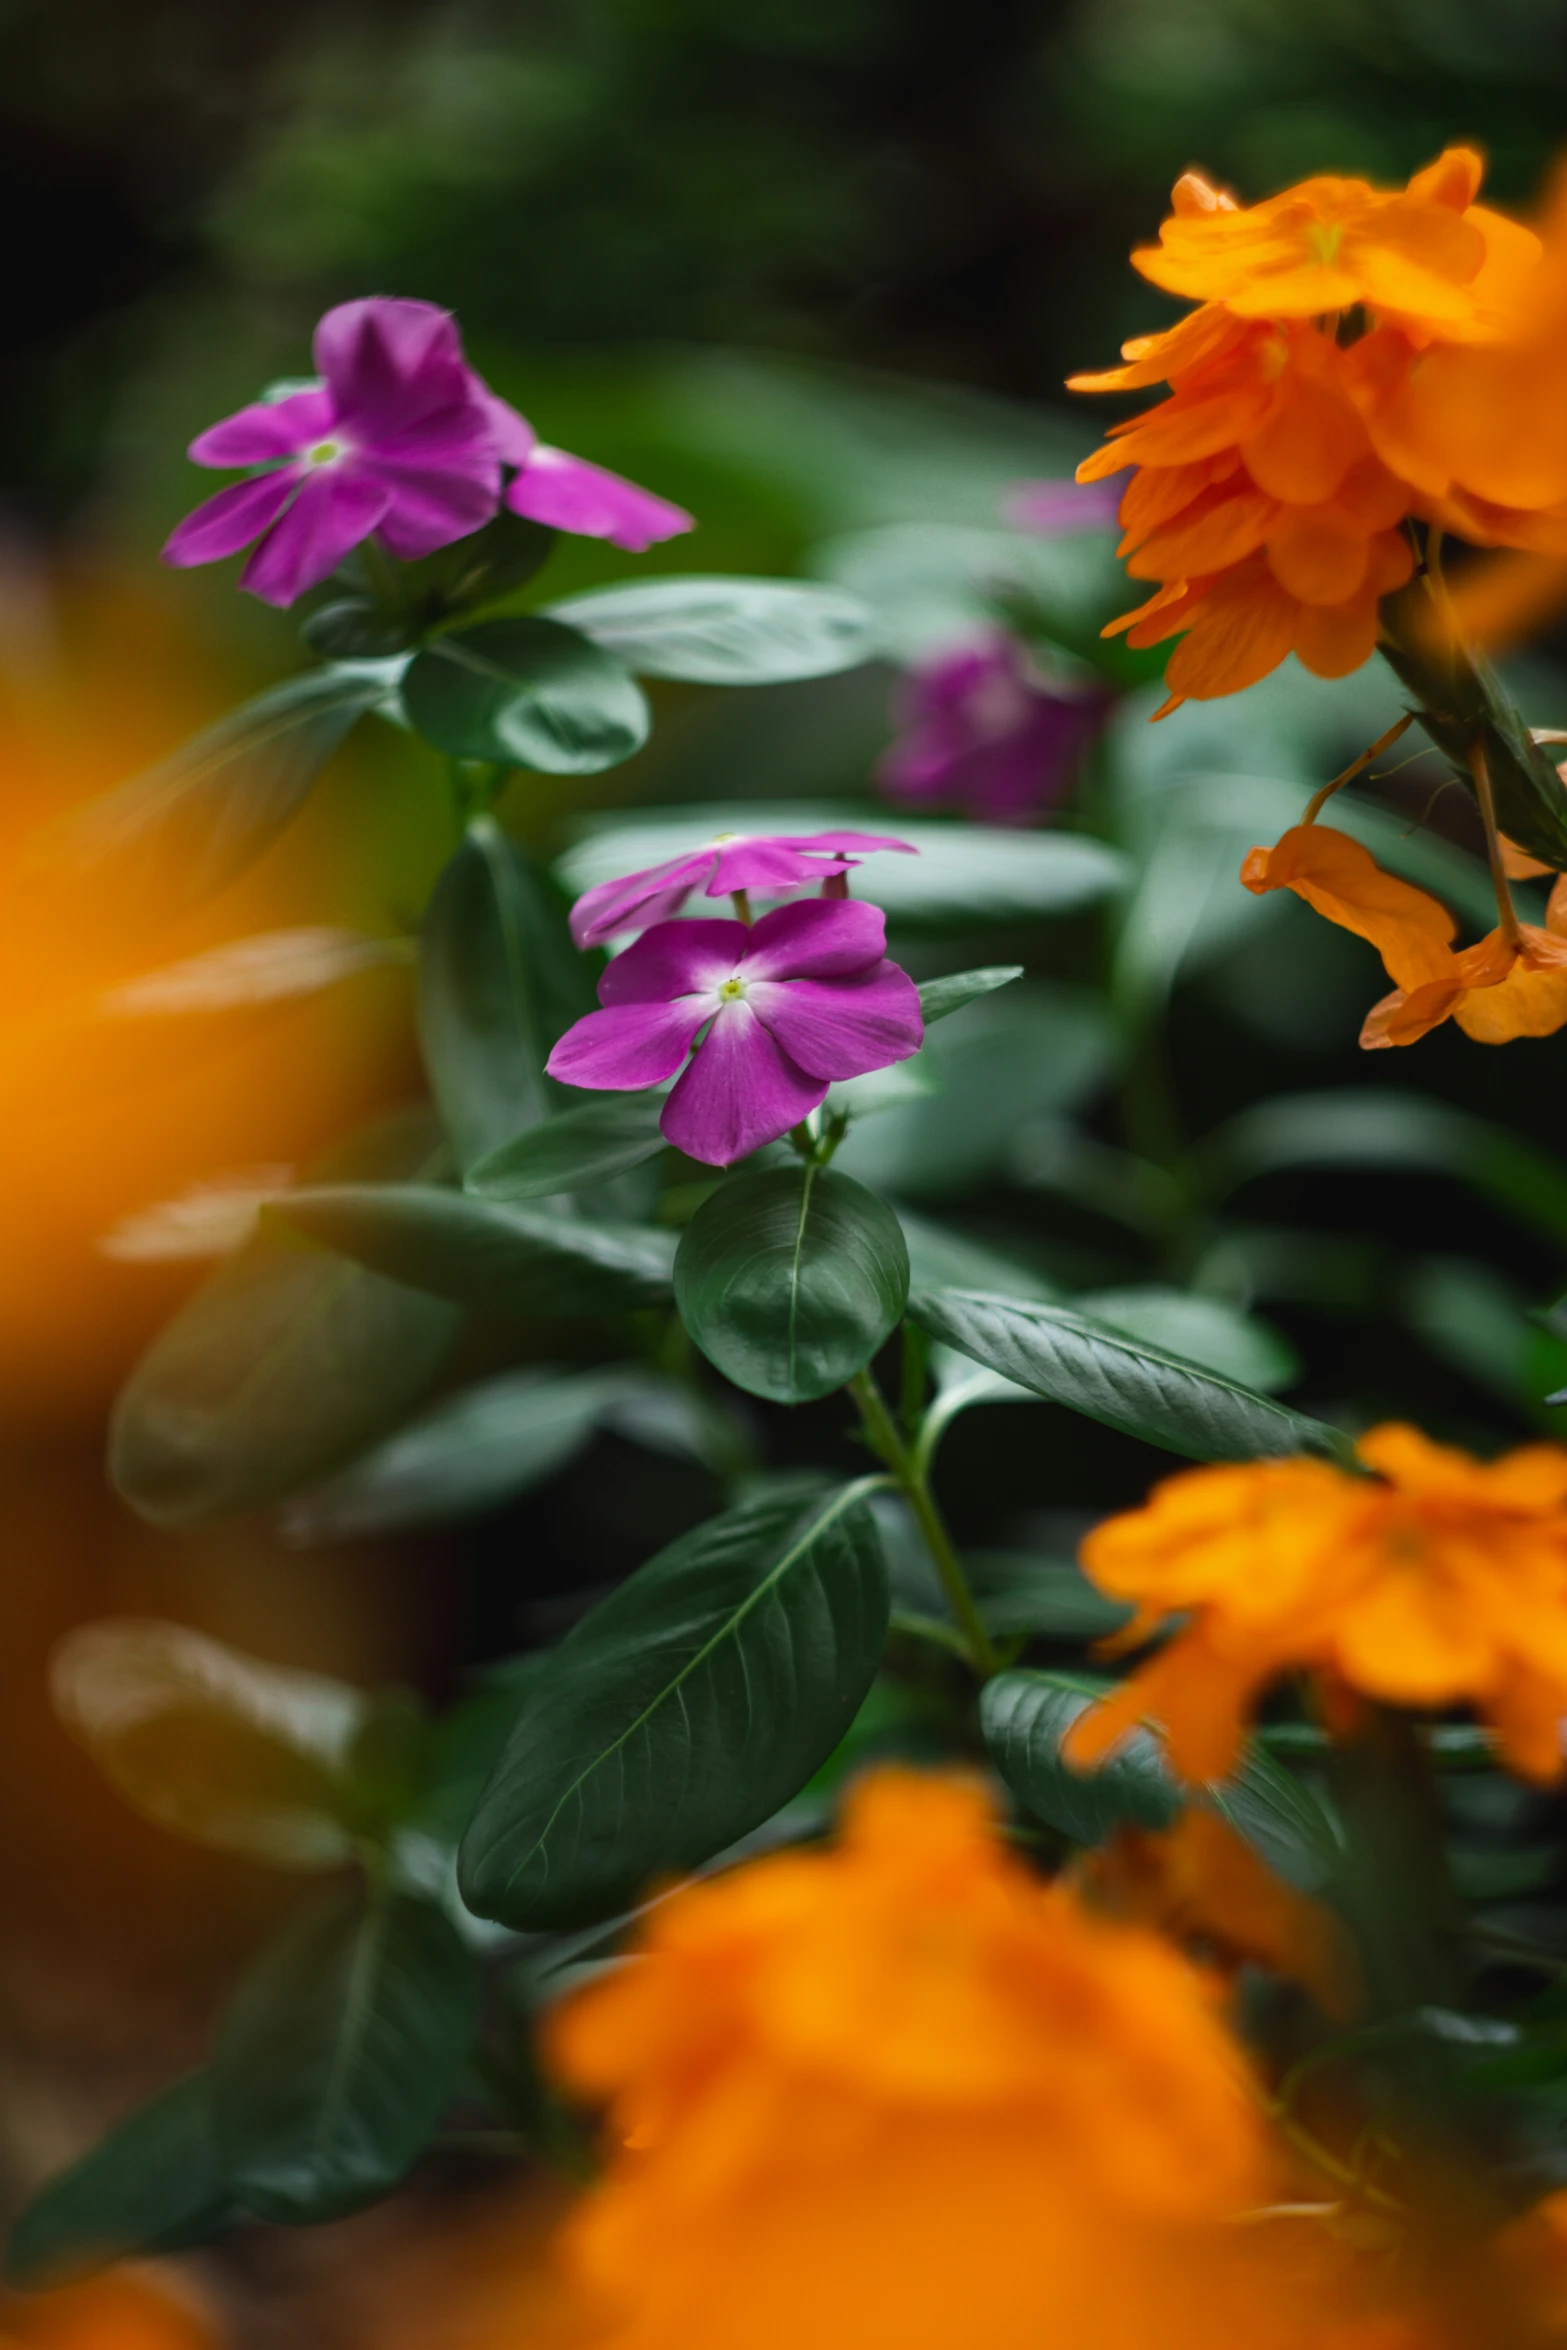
877,631,1109,827
568,829,916,949
164,298,693,607
546,899,923,1167
1004,478,1121,534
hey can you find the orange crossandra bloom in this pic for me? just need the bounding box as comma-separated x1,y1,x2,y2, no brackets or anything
538,1768,1319,2350
0,2271,219,2350
1242,822,1567,1046
1064,1424,1567,1787
1073,148,1544,714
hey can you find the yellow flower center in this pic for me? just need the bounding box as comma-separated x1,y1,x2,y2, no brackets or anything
717,977,748,1002
307,439,344,467
1307,222,1344,266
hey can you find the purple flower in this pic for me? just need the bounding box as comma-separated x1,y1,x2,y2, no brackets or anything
1004,478,1121,535
164,300,503,607
568,829,916,949
546,899,923,1167
877,632,1109,827
473,386,694,552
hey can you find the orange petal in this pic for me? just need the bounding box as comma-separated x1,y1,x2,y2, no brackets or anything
1504,838,1557,882
1162,563,1296,701
1454,932,1567,1041
1359,972,1465,1048
1117,453,1240,548
1265,508,1371,604
1126,483,1278,580
1241,350,1370,505
1406,146,1485,212
1102,578,1201,646
1241,823,1456,987
1292,589,1382,680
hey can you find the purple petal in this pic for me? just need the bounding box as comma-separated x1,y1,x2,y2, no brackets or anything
470,381,538,468
660,1003,825,1166
739,898,886,982
702,839,855,896
748,962,924,1080
598,918,746,1006
1004,479,1121,535
546,999,708,1090
370,446,504,558
188,389,335,467
570,861,710,949
505,447,693,551
314,299,472,437
161,470,300,568
237,469,392,607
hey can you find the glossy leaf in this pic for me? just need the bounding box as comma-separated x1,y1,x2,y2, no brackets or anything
467,1092,667,1202
213,1887,480,2224
419,818,595,1172
402,617,648,773
545,574,877,682
1073,1286,1300,1394
1209,1742,1342,1895
982,1671,1180,1845
459,1482,889,1928
45,663,396,924
4,2074,236,2286
674,1166,909,1404
966,1551,1132,1641
110,1114,459,1528
916,965,1024,1025
50,1619,366,1868
909,1287,1354,1464
275,1184,676,1315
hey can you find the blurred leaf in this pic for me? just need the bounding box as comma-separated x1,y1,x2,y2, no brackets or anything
558,806,1128,926
981,1671,1180,1845
1208,1743,1342,1894
43,663,397,923
402,617,648,773
100,928,408,1016
917,965,1024,1025
459,1482,888,1929
965,1551,1132,1640
279,1366,651,1543
896,1216,1059,1301
814,521,1124,664
910,1287,1354,1464
467,1092,667,1201
213,1887,480,2224
1073,1287,1300,1393
675,1166,909,1404
823,1051,941,1121
544,575,876,682
275,1184,676,1315
4,2074,236,2287
50,1619,366,1868
110,1114,459,1528
419,818,595,1171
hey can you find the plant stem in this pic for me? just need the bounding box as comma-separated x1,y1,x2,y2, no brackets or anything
1468,734,1524,948
846,1366,1000,1677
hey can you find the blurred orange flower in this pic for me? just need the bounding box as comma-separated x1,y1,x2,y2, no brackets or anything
539,1768,1314,2350
0,2270,218,2350
1065,1426,1567,1785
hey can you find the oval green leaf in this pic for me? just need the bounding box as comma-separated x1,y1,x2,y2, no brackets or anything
467,1092,668,1202
981,1671,1181,1845
675,1166,909,1404
213,1887,480,2224
459,1481,890,1929
4,2074,237,2286
909,1286,1354,1464
544,575,877,683
402,617,648,773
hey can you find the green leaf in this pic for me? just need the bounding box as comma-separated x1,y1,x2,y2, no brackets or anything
981,1672,1180,1845
50,1619,367,1868
419,818,596,1171
916,965,1024,1025
110,1113,459,1528
467,1093,667,1202
1208,1743,1342,1895
965,1550,1132,1640
558,807,1129,926
44,663,395,924
213,1887,480,2224
909,1287,1353,1464
279,1367,644,1542
544,575,877,682
402,617,648,773
1073,1287,1300,1394
459,1482,889,1928
275,1184,676,1315
4,2073,237,2285
675,1166,909,1405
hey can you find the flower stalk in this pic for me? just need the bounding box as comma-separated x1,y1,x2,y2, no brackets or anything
846,1364,1000,1677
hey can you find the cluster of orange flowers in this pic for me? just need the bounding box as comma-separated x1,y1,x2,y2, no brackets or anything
1075,149,1567,713
1067,1422,1567,1783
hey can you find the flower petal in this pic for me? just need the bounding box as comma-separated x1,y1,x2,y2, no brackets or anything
749,963,924,1080
505,446,693,551
570,857,712,949
546,998,709,1090
161,470,301,568
1240,824,1456,990
739,898,887,982
660,1002,826,1166
370,446,504,557
470,382,539,468
314,298,471,437
598,918,746,1006
188,389,335,467
704,830,915,896
237,469,392,607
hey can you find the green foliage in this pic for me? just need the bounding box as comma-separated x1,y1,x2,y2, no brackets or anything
544,575,877,682
467,1092,668,1201
916,965,1024,1025
402,616,649,772
4,2075,236,2287
675,1166,909,1404
459,1483,889,1928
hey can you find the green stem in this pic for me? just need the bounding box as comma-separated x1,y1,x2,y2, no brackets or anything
846,1366,1000,1677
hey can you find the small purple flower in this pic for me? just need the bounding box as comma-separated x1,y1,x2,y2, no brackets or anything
164,300,502,607
877,632,1109,827
1004,478,1121,535
472,386,693,552
547,898,923,1167
568,829,916,949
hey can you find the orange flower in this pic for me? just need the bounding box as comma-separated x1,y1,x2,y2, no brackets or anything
1242,822,1567,1046
539,1769,1314,2350
1064,1425,1567,1786
0,2271,219,2349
